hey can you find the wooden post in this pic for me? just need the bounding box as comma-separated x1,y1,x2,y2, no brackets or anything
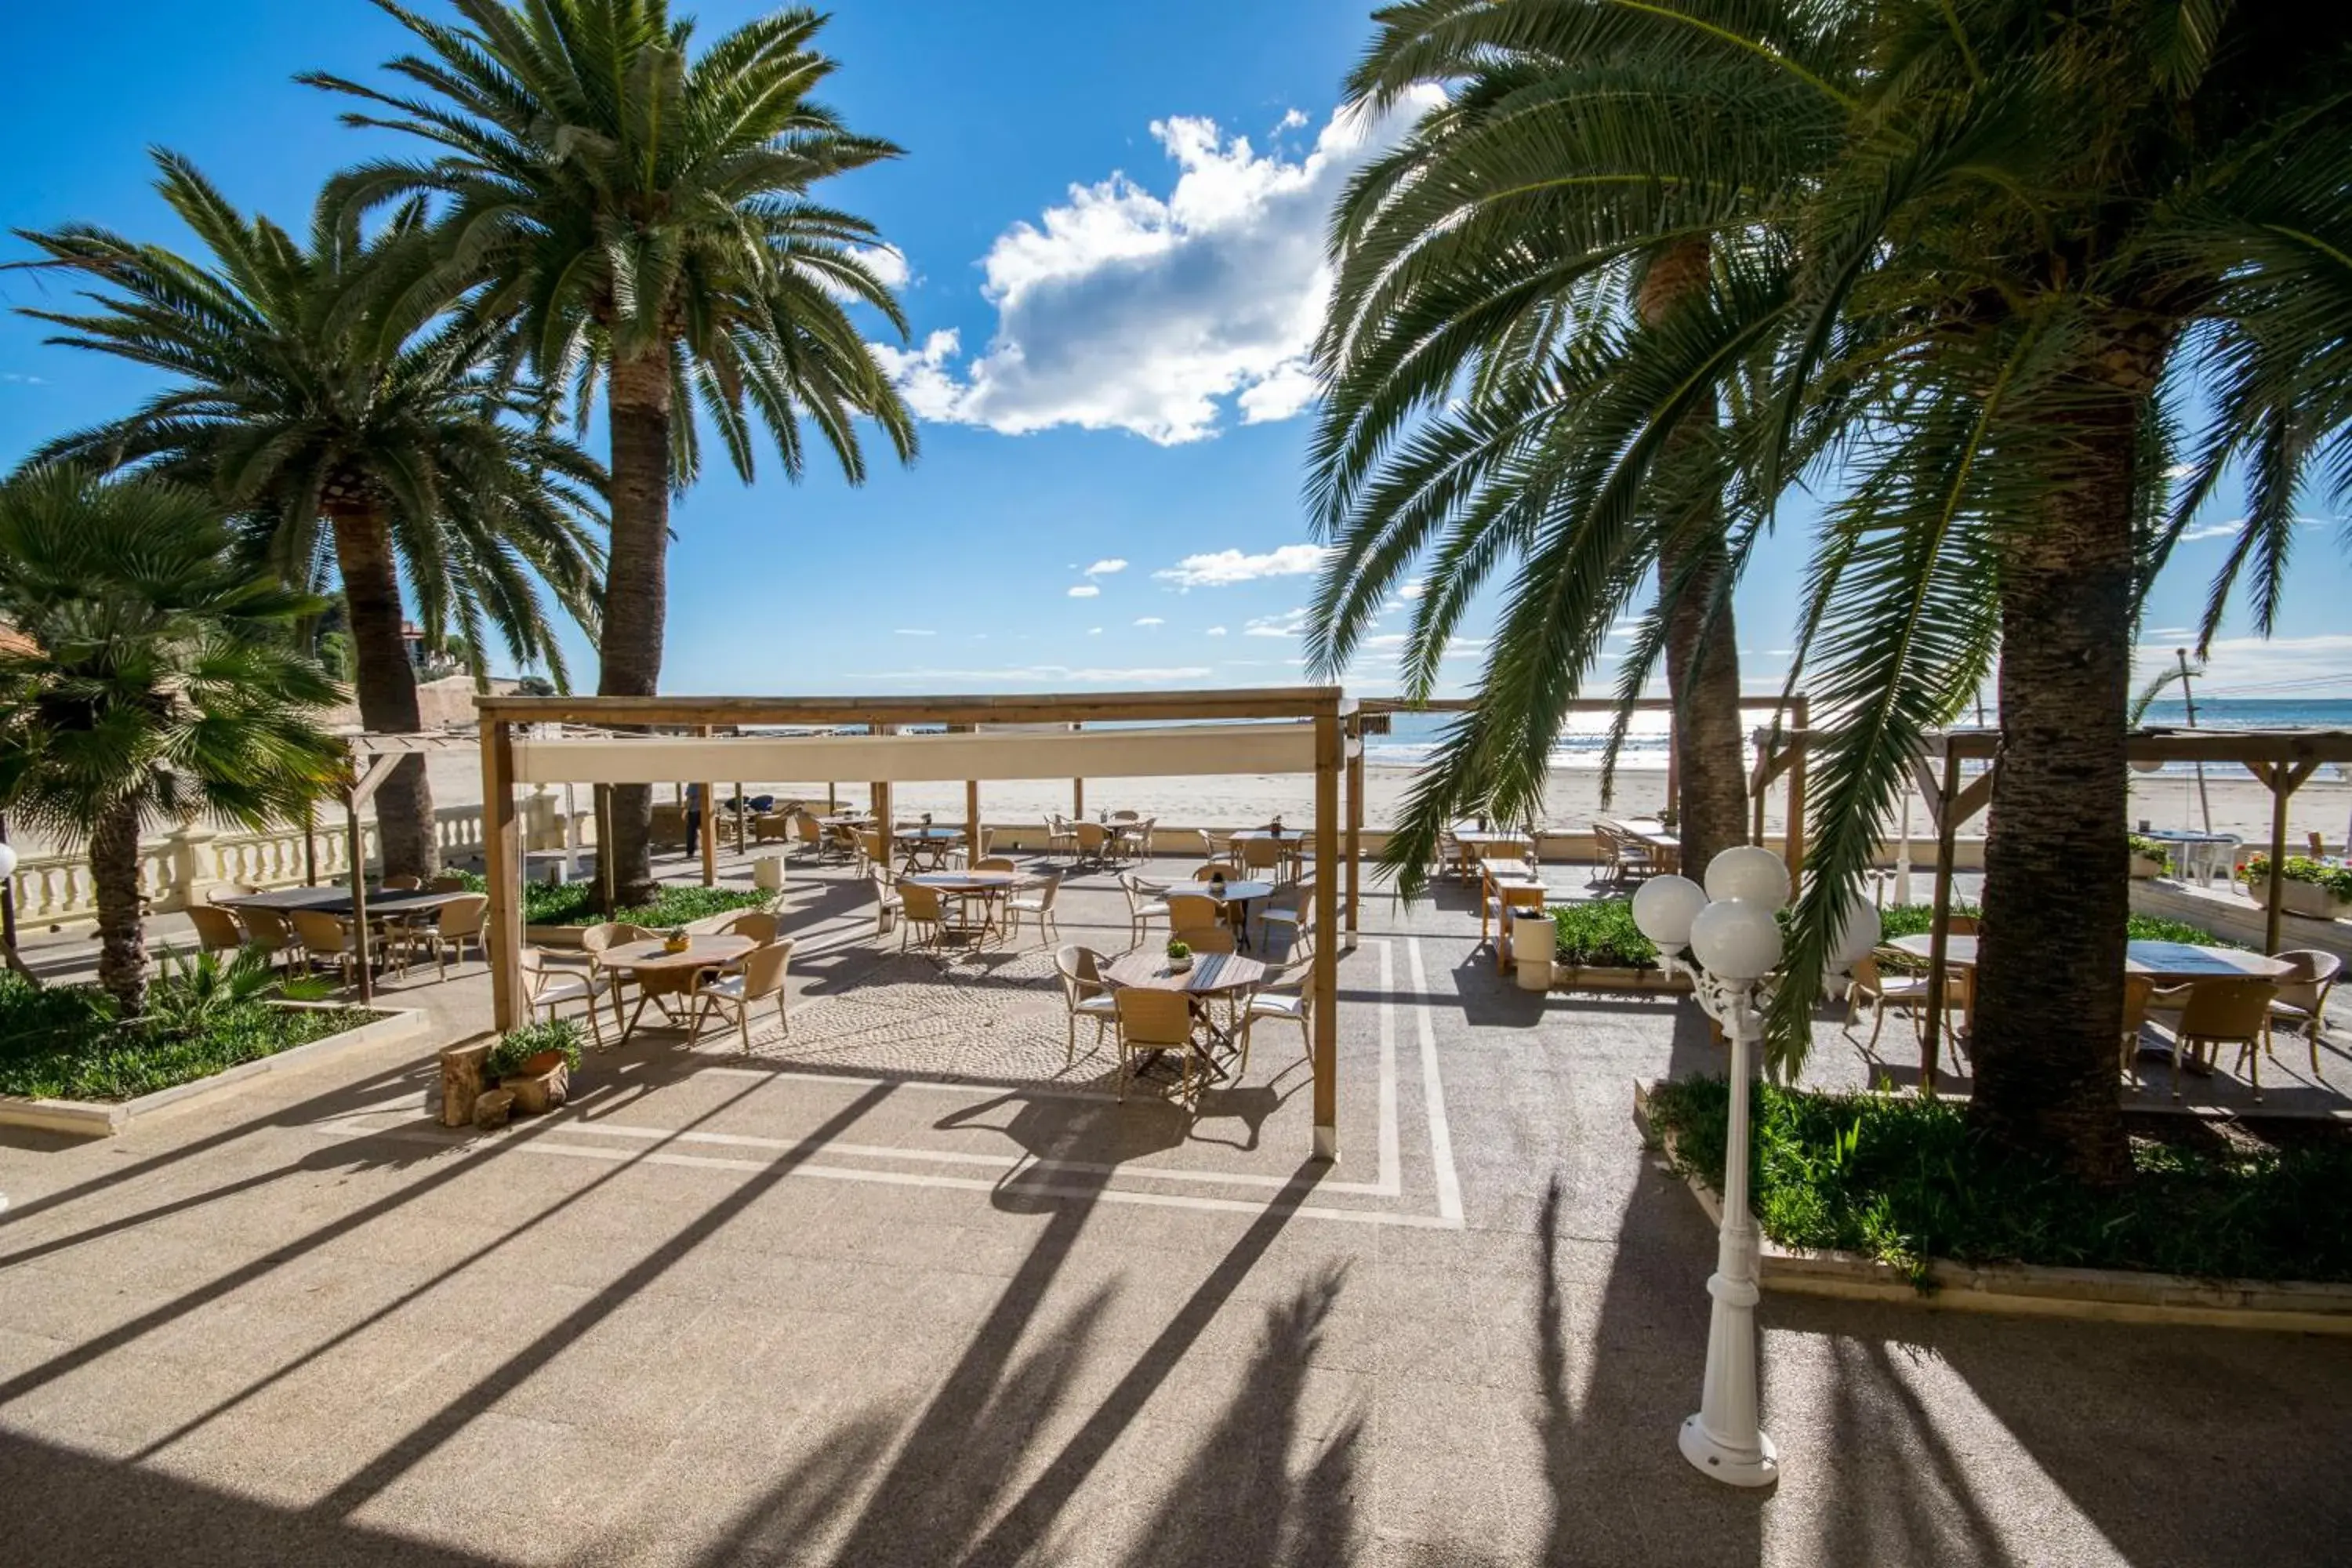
484,720,522,1033
967,778,982,860
698,727,717,887
1312,711,1341,1162
1784,697,1810,876
1073,721,1085,822
303,800,318,886
872,723,893,870
1663,729,1680,826
345,793,372,1005
733,781,746,855
1922,746,1960,1095
1344,724,1363,938
2260,760,2318,954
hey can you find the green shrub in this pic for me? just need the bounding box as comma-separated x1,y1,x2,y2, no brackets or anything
2246,855,2352,900
0,969,366,1102
1645,1076,2352,1286
1871,903,2238,970
1548,899,1658,968
446,869,771,929
2127,833,2171,864
488,1017,585,1079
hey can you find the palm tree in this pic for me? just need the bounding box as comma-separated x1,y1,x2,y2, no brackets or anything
12,151,607,880
1319,2,2352,1181
1307,3,1857,881
0,467,343,1014
307,0,917,902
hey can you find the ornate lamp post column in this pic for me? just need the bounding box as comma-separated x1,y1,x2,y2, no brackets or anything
1631,846,1878,1489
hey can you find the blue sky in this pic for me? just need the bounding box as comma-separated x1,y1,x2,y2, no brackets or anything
2,0,2346,702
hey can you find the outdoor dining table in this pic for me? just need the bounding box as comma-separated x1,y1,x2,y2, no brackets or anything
1886,932,2295,984
902,869,1027,945
1104,949,1269,1080
216,885,470,920
1229,827,1308,880
597,934,757,1041
2134,827,2238,884
893,826,967,873
1192,878,1273,949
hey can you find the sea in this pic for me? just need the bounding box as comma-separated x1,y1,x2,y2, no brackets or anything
1360,698,2352,779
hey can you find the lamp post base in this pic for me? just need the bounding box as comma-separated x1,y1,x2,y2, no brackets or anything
1679,1414,1778,1487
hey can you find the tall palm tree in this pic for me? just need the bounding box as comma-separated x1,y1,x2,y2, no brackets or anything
307,0,917,902
13,152,607,880
0,467,343,1014
1319,2,2352,1181
1308,3,1858,880
1745,0,2352,1183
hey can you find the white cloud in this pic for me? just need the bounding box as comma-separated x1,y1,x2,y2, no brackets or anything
892,628,936,637
1205,626,1228,637
1134,616,1164,626
1067,584,1101,598
1155,543,1329,590
853,663,1216,684
1245,607,1309,638
2134,632,2352,697
1088,626,1104,636
867,95,1436,445
1084,558,1129,578
1276,108,1309,132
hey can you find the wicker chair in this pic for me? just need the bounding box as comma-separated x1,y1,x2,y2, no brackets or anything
1112,986,1210,1105
1119,873,1168,949
1054,944,1118,1064
1007,872,1063,947
2266,949,2343,1079
689,938,793,1051
2150,977,2278,1101
185,903,246,958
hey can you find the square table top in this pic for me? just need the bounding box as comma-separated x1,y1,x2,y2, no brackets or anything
217,887,470,917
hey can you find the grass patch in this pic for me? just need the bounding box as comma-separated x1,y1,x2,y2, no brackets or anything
0,960,372,1102
448,870,770,929
1549,899,1659,968
1645,1076,2352,1287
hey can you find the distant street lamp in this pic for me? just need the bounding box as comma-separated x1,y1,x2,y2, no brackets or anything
1632,846,1878,1488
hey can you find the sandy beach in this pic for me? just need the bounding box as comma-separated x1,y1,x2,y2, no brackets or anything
425,753,2352,848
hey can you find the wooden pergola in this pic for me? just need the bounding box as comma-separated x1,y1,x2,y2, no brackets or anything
474,688,1356,1160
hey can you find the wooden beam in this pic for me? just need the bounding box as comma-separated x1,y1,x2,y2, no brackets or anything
1073,721,1083,822
1345,723,1364,938
1784,696,1810,876
484,719,522,1033
1922,746,1962,1095
475,685,1348,729
347,751,408,810
1312,711,1341,1162
967,778,981,861
345,793,372,1006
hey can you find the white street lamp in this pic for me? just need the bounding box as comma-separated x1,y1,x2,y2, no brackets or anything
1632,849,1790,1488
0,840,17,883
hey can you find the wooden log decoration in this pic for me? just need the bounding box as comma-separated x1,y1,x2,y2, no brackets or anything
472,1088,515,1131
439,1040,494,1127
502,1052,571,1116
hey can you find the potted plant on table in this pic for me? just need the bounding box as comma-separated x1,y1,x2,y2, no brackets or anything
660,925,691,954
488,1018,585,1115
1165,938,1193,975
2246,855,2352,920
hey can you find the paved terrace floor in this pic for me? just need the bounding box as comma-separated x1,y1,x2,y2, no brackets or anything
2,848,2348,1566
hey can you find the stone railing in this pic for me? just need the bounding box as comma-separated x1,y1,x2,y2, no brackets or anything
6,804,488,931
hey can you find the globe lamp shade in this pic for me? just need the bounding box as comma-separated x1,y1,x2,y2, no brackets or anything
1690,898,1784,982
1631,874,1708,950
1703,845,1791,910
0,840,15,884
1829,899,1883,970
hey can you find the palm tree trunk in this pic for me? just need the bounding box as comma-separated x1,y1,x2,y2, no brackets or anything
328,505,437,880
1637,239,1747,871
91,797,147,1014
599,349,673,907
1967,365,2148,1187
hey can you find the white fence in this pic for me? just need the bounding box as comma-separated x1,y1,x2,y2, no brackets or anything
8,803,492,929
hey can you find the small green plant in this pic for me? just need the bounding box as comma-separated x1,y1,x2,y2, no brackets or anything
488,1018,584,1080
1644,1076,2352,1287
443,870,772,930
1548,899,1658,968
144,946,330,1031
2127,833,2171,865
2246,855,2352,900
0,967,365,1102
1165,938,1192,961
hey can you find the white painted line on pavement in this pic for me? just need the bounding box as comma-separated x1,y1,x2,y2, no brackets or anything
1406,937,1465,1224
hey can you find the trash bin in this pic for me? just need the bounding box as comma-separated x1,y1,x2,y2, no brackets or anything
753,855,788,892
1512,911,1555,992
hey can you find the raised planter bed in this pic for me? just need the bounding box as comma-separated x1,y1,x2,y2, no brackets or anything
1552,965,1690,993
2279,880,2352,921
0,1005,430,1138
1632,1080,2352,1334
